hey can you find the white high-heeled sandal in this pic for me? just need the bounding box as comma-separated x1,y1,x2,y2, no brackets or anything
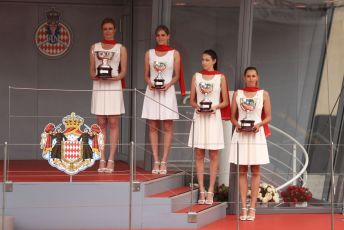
97,160,106,173
205,192,214,205
198,191,206,204
246,208,256,221
105,160,115,173
159,161,167,175
240,208,248,221
152,161,160,174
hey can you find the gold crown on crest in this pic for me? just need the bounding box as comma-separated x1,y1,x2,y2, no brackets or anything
62,112,84,128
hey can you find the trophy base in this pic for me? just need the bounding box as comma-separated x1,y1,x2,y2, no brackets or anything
240,120,255,132
197,109,214,113
199,102,212,112
154,79,165,89
97,67,113,78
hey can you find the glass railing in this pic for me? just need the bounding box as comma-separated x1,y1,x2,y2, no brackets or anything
2,86,343,229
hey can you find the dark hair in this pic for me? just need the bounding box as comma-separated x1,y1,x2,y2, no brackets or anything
244,66,258,75
101,18,117,29
155,25,170,35
202,49,218,70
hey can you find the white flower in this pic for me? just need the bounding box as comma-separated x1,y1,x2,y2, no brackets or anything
262,197,269,203
273,196,280,203
267,187,272,192
258,193,263,199
261,183,268,189
247,190,251,196
266,193,273,201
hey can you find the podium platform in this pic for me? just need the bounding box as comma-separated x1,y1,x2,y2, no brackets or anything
0,160,227,230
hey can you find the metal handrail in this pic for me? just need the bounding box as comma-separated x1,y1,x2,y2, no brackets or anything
268,124,309,190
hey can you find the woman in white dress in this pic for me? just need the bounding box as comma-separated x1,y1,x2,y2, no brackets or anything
89,18,127,173
188,50,229,205
141,25,182,175
229,66,271,221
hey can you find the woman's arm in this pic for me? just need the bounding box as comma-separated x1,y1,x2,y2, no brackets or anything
212,74,228,110
115,45,128,80
161,50,180,91
230,91,241,131
89,44,98,80
253,91,271,132
143,50,154,89
190,74,199,110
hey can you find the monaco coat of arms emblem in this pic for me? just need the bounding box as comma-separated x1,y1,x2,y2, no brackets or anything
34,8,72,58
40,112,103,175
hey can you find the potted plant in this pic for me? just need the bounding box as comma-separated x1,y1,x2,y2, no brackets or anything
214,183,229,202
248,183,280,207
281,185,312,207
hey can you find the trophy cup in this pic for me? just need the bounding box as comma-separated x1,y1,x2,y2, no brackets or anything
95,51,115,78
239,98,257,132
198,82,214,112
153,61,166,89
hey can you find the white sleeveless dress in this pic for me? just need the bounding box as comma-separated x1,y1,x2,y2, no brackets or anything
229,90,270,165
91,42,125,115
141,49,179,120
188,73,224,150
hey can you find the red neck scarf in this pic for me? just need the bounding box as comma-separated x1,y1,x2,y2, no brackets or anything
100,39,126,88
101,39,117,45
199,70,222,75
199,70,231,121
239,87,271,137
155,45,186,96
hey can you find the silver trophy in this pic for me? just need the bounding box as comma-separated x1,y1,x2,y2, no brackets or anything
198,82,214,112
153,61,166,89
95,51,115,78
239,98,257,132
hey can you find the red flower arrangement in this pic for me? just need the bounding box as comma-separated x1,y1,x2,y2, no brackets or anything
281,185,312,203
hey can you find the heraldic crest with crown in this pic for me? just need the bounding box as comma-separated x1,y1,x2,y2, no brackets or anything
40,112,103,175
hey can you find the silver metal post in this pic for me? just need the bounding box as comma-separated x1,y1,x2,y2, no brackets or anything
2,142,8,230
129,141,134,230
330,141,335,230
236,141,240,230
187,119,197,223
190,119,195,211
292,144,297,185
134,89,137,181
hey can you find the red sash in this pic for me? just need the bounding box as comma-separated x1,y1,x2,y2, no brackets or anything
239,87,271,137
155,45,186,96
199,70,231,121
101,39,126,88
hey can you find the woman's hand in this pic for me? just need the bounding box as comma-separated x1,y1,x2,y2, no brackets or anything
91,75,100,81
159,82,172,91
148,82,155,90
194,105,201,113
211,104,218,111
252,123,262,133
234,123,242,132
